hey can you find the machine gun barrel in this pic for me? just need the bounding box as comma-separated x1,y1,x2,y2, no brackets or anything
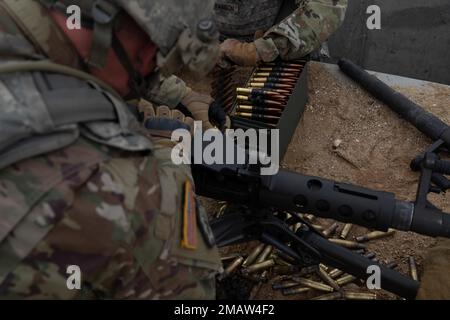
193,163,450,239
338,58,450,148
260,170,450,238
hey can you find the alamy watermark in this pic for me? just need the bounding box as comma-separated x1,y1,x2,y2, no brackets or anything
66,265,81,290
171,122,280,176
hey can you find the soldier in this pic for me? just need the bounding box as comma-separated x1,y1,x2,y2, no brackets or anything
417,239,450,299
215,0,348,66
0,0,223,299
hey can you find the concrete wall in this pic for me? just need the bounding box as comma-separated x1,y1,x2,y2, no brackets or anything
327,0,450,84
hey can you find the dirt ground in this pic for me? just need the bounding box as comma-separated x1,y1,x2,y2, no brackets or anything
178,62,450,300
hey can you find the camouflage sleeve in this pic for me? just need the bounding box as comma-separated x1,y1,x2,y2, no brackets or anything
254,0,348,61
0,142,221,299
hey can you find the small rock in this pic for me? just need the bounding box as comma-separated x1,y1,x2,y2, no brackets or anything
332,139,343,150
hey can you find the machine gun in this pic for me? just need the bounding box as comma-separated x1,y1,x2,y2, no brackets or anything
192,60,450,299
193,159,450,299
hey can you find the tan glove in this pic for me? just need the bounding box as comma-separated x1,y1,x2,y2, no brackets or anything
139,100,194,143
220,39,261,67
181,89,216,131
416,238,450,299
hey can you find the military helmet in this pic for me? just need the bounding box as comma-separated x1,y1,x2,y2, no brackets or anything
115,0,221,77
41,0,220,77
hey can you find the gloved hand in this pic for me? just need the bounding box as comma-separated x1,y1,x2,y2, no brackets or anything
139,100,194,140
180,89,229,131
416,238,450,300
220,39,261,67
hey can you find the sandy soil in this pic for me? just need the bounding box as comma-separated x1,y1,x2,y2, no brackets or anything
178,62,450,300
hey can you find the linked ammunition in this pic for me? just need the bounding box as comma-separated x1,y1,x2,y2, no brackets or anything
292,277,334,292
266,61,305,68
257,67,301,73
219,256,244,280
317,266,341,291
236,95,285,106
237,105,283,115
253,72,298,78
243,259,275,274
235,112,280,123
329,239,367,250
305,214,316,222
249,82,293,90
356,229,395,242
282,287,310,296
340,224,353,239
255,245,273,264
251,77,297,84
246,86,291,95
344,291,377,300
336,274,357,286
242,244,265,268
272,280,303,290
236,87,284,98
322,222,339,237
408,256,419,281
311,292,343,300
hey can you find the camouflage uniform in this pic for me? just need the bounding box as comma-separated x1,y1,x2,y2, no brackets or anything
216,0,348,61
0,0,222,299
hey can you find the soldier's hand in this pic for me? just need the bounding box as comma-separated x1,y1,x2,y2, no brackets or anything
220,39,261,67
180,90,229,131
139,100,194,137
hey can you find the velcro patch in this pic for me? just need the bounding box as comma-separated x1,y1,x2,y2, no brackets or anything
181,181,197,250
